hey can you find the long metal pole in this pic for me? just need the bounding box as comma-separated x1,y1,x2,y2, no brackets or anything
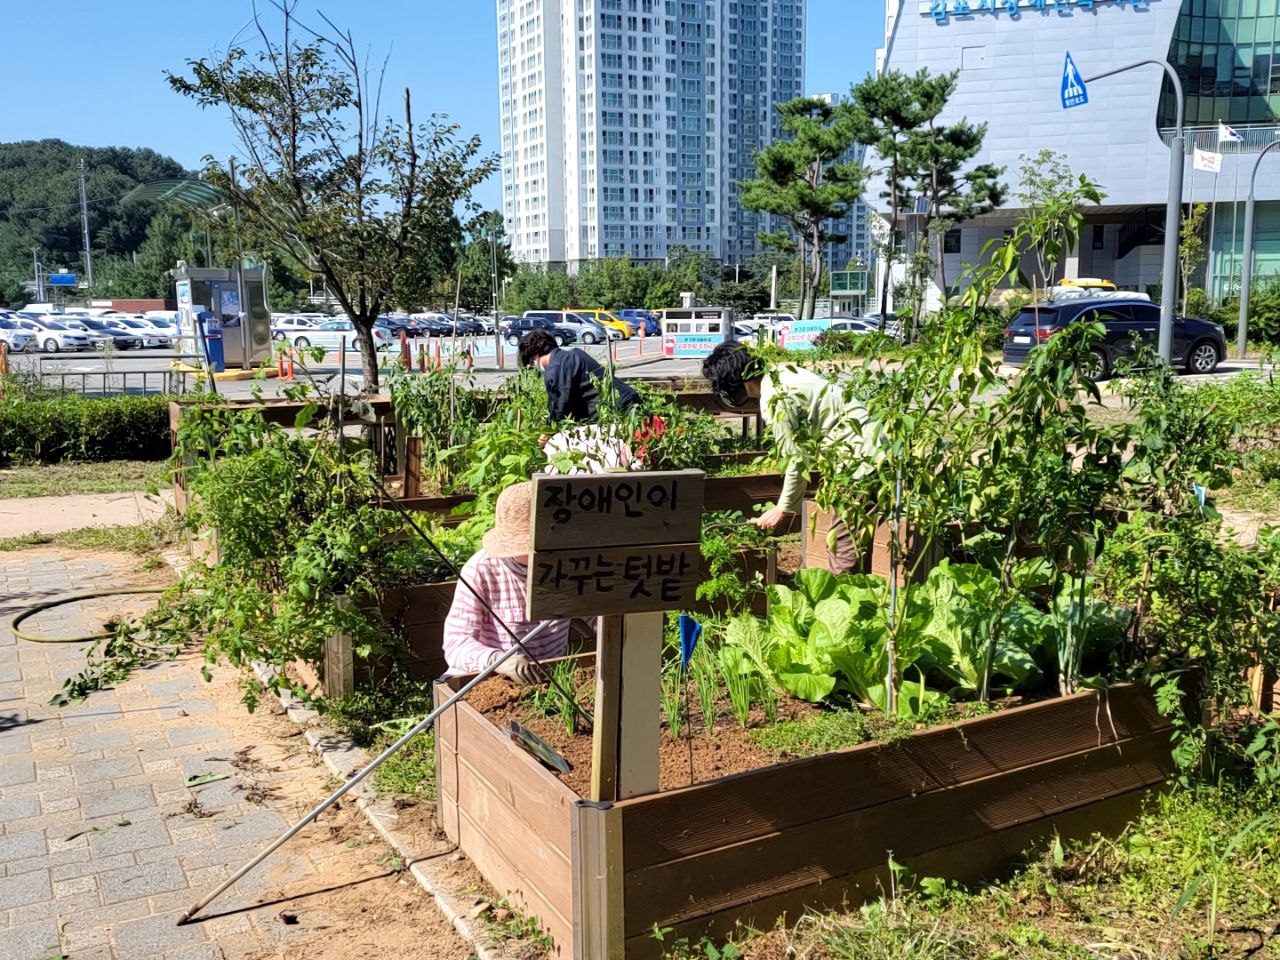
1237,140,1280,360
1207,165,1219,302
1085,59,1184,363
229,159,251,370
78,158,95,289
177,620,554,926
32,248,42,303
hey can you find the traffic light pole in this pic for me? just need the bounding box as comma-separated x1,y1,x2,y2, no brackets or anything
1085,60,1184,365
1238,139,1280,359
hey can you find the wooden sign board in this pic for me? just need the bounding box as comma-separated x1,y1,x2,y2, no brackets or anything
530,470,704,552
527,543,701,620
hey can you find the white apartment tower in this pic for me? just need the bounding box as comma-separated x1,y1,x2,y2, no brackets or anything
496,0,806,269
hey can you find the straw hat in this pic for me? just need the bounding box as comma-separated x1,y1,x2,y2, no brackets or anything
483,481,533,559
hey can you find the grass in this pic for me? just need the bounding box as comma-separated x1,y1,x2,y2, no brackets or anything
0,519,181,568
750,708,872,758
0,459,171,498
727,786,1280,960
324,677,439,799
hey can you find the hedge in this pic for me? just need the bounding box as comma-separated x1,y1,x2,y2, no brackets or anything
0,393,173,466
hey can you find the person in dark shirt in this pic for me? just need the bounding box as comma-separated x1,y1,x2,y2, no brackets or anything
518,329,641,424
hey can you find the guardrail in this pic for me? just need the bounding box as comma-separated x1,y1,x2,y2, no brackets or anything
34,354,202,396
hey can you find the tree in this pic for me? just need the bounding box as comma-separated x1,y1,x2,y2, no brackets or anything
853,71,932,327
453,212,515,312
167,4,497,387
902,71,1004,319
1179,202,1210,315
740,97,864,320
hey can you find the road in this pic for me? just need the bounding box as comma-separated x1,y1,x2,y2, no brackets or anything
16,341,1267,402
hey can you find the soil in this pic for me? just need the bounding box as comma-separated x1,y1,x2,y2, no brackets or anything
463,672,822,797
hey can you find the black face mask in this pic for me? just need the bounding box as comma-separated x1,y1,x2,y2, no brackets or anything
717,383,750,409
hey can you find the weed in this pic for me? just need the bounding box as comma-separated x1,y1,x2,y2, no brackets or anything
0,518,181,558
649,924,743,960
522,658,586,735
750,708,870,758
661,656,685,738
0,459,170,498
486,899,554,948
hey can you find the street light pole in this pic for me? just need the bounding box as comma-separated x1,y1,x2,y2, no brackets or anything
1237,139,1280,359
32,248,42,303
1084,59,1185,364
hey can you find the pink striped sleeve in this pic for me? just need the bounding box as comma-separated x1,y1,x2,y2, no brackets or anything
442,556,503,675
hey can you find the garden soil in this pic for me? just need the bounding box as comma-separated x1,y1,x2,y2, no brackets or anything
464,674,820,796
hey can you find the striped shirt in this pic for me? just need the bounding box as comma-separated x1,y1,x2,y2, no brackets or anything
442,549,571,676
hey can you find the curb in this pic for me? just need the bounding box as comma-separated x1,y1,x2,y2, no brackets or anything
249,663,508,960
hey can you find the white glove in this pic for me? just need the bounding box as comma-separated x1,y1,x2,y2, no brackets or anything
494,652,542,685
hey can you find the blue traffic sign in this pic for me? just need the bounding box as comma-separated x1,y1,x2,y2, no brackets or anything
1061,53,1088,110
47,273,78,287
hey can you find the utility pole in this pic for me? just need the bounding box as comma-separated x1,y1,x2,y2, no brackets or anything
229,157,251,370
78,158,95,289
32,248,43,303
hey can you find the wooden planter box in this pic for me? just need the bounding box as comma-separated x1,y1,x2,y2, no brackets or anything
369,580,457,682
434,681,1173,959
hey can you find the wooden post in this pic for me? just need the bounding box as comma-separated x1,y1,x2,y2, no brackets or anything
324,594,354,698
572,801,624,960
590,611,663,803
403,435,423,499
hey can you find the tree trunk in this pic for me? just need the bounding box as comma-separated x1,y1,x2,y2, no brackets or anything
352,316,380,391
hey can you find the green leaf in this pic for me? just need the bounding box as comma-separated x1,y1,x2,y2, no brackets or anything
184,773,230,788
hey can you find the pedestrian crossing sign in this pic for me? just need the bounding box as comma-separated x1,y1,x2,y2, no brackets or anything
1062,52,1088,109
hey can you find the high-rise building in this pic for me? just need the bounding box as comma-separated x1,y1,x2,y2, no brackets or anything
496,0,806,270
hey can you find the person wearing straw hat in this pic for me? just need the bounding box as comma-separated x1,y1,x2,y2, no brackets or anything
442,481,571,682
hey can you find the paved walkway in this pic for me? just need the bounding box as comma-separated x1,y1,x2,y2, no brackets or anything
0,550,471,960
0,492,174,539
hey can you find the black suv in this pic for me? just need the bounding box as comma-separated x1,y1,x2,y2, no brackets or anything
1003,297,1225,377
502,315,578,347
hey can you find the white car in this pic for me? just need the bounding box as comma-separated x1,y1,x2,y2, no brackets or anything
283,319,393,355
0,317,37,353
11,315,94,352
105,316,172,348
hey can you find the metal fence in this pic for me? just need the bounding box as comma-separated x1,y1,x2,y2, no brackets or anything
32,355,201,397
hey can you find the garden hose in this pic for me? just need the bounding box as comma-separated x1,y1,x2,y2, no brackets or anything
9,588,169,645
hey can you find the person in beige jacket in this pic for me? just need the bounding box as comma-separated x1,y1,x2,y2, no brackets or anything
702,341,880,573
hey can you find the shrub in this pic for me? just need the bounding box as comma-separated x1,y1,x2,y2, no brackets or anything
0,392,173,466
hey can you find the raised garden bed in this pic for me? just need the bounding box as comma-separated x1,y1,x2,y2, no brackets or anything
434,675,1174,959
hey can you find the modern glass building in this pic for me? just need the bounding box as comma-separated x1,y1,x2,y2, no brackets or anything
877,0,1280,305
496,0,805,269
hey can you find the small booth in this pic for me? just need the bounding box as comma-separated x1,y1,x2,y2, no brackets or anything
173,261,273,372
660,307,733,358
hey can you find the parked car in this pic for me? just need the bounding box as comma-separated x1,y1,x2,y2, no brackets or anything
570,309,633,339
616,309,661,336
9,316,93,352
504,315,579,347
0,317,37,353
284,318,393,354
77,318,144,350
450,315,487,337
523,310,617,344
1002,297,1225,377
105,316,172,348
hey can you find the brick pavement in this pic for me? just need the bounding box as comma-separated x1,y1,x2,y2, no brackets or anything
0,552,332,960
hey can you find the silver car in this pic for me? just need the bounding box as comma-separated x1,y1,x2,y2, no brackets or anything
12,316,93,352
0,317,37,353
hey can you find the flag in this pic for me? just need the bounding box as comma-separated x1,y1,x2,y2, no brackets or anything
678,615,702,670
1193,148,1223,174
1218,122,1244,144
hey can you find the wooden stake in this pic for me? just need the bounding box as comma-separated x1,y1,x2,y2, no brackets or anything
590,612,662,802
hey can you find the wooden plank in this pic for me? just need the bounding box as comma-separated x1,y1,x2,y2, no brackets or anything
620,730,1172,936
531,471,705,552
618,684,1168,870
322,596,354,698
402,435,423,499
454,801,575,953
618,612,663,800
573,802,624,960
591,616,625,803
703,473,783,513
379,581,456,627
433,682,460,842
621,786,1156,959
528,542,701,620
453,699,578,856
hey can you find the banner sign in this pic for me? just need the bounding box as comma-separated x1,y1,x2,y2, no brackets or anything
663,333,722,358
777,318,832,352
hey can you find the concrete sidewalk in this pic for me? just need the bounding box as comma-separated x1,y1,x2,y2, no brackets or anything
0,492,174,539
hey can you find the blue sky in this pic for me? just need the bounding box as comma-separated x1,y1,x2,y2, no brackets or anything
0,1,884,210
